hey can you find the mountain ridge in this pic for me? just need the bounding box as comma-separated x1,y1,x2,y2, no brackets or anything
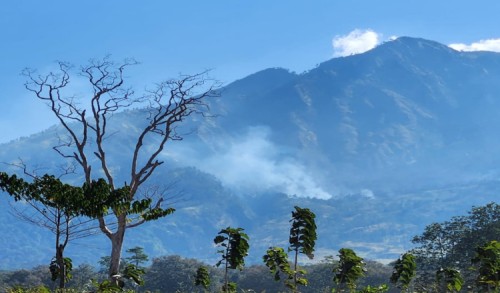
1,36,499,269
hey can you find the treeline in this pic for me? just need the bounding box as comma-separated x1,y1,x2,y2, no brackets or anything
0,255,395,293
0,202,498,293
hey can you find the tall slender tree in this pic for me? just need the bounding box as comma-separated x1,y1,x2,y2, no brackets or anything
333,248,366,293
194,266,211,292
288,206,317,292
390,253,416,292
214,226,250,292
125,246,149,268
21,57,219,281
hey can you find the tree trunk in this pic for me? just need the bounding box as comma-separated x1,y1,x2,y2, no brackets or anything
224,245,229,292
56,244,65,289
55,210,66,289
109,214,126,283
291,247,299,293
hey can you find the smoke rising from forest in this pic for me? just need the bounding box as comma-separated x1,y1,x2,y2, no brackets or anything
171,126,333,199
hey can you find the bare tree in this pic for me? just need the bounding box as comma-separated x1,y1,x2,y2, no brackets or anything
22,56,219,283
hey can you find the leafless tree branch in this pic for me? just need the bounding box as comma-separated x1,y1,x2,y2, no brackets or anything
22,57,220,279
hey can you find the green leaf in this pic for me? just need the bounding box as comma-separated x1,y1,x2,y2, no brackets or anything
194,266,211,289
123,263,145,286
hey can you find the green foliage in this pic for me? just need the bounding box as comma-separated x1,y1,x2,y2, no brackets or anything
125,246,149,268
141,206,176,221
355,284,389,293
263,246,294,283
236,264,289,292
436,267,463,292
222,281,237,293
5,286,51,293
333,248,366,292
99,256,119,274
214,227,250,271
390,253,416,291
141,255,219,292
287,206,317,292
0,172,32,201
66,263,98,291
289,206,317,259
81,180,175,221
471,240,500,291
412,222,450,262
411,202,500,289
0,173,174,225
0,266,53,291
0,256,397,293
122,264,145,286
0,173,82,215
91,279,124,292
49,258,58,281
80,179,114,218
0,173,86,289
90,275,140,293
1,171,173,286
49,257,73,283
214,227,250,292
95,257,144,289
5,286,82,293
293,268,309,287
6,288,83,293
194,266,211,289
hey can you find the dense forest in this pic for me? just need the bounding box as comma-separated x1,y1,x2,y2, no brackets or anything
0,255,395,293
0,202,497,293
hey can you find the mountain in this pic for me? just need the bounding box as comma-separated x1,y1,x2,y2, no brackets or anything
1,37,500,269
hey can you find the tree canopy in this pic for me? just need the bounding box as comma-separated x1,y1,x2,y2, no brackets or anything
411,202,500,290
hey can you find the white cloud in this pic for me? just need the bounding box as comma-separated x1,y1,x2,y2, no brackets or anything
449,38,500,52
360,188,375,199
332,29,381,57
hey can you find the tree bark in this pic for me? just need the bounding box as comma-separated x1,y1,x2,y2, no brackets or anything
109,214,127,282
55,209,66,289
56,245,65,289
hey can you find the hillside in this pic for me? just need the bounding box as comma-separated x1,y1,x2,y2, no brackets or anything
1,37,500,269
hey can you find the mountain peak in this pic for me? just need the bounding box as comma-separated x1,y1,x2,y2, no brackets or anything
313,36,460,76
224,67,297,96
379,36,456,54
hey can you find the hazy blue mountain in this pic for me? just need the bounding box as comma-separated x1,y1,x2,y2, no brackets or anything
1,37,500,269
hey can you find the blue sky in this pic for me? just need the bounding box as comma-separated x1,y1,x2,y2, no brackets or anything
2,0,500,143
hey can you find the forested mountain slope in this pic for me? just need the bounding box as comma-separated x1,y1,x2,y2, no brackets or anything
1,37,500,269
